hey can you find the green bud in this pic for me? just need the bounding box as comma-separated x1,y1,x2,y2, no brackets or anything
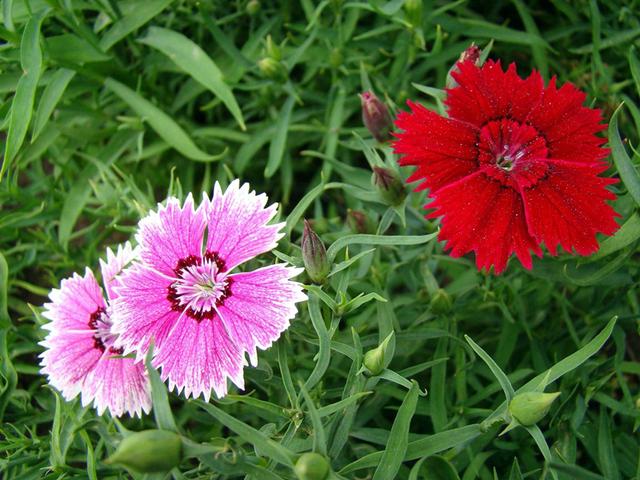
363,331,395,376
294,452,330,480
105,429,182,473
246,0,260,15
302,219,330,284
265,35,281,61
346,209,371,234
258,57,288,83
430,289,452,315
329,47,343,69
404,0,423,28
509,392,561,426
372,167,406,206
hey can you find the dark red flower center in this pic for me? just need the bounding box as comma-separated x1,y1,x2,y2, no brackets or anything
88,307,122,354
478,119,549,188
167,251,233,322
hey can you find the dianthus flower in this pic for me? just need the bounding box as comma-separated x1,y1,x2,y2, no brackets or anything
40,243,151,417
112,181,306,400
394,59,619,273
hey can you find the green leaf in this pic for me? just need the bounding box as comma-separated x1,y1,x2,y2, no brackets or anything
609,104,640,206
597,408,620,480
327,233,437,262
299,382,327,455
265,95,295,178
105,77,225,162
549,463,606,480
1,8,48,181
197,402,295,467
139,26,245,130
591,213,640,260
372,380,419,480
145,345,178,432
99,0,174,50
31,68,75,141
316,392,372,418
304,293,331,392
465,335,515,401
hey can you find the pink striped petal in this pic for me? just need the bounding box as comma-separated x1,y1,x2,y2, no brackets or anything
99,242,138,301
136,194,206,276
42,269,105,330
111,264,181,361
152,315,245,401
205,180,283,271
83,352,151,417
220,265,306,366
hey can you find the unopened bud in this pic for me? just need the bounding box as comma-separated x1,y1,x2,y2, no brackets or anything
294,452,330,480
360,91,393,142
246,0,260,15
430,289,452,315
363,332,394,376
258,57,288,83
329,48,343,69
446,43,483,89
265,35,281,61
302,220,330,284
346,209,371,234
404,0,423,28
105,429,182,473
509,392,561,426
372,167,406,206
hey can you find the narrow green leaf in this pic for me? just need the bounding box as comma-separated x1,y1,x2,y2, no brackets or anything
591,213,640,260
1,8,48,181
597,408,620,480
299,382,327,455
265,95,295,178
316,392,372,418
99,0,174,50
609,104,640,206
304,293,331,392
145,346,178,432
327,233,438,262
105,78,225,162
549,463,606,480
31,68,75,141
372,381,419,480
465,335,515,401
139,26,245,130
197,402,295,467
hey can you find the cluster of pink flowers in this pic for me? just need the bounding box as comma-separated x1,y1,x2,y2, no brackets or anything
40,181,307,417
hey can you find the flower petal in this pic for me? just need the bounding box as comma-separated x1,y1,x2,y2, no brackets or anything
205,180,283,271
521,160,619,255
136,193,206,276
111,264,181,361
153,315,245,401
446,60,544,128
83,352,151,417
394,101,479,193
99,242,138,301
42,269,105,331
220,265,306,366
429,171,542,273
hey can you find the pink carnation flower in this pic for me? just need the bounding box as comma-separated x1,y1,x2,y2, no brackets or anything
112,181,307,400
39,243,151,417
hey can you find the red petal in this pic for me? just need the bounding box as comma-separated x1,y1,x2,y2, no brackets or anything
446,60,544,128
429,171,541,274
521,160,619,256
393,101,479,193
526,78,608,164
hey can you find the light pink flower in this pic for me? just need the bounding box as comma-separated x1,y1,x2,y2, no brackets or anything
39,243,151,417
112,181,307,400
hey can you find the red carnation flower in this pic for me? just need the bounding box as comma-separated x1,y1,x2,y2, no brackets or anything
393,59,619,274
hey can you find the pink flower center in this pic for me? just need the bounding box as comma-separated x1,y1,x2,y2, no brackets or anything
478,119,549,188
167,251,233,321
88,307,122,354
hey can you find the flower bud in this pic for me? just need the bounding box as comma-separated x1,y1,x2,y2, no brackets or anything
372,167,406,206
346,209,371,234
446,44,483,89
294,452,330,480
258,57,288,83
509,392,561,426
430,289,452,315
246,0,260,15
359,91,393,142
265,35,281,61
363,331,394,376
105,429,182,473
302,220,330,284
404,0,423,28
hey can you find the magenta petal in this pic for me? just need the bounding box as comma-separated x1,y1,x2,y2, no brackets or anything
152,315,245,401
220,265,306,366
111,264,181,360
83,352,151,417
42,269,105,330
205,181,284,271
136,193,206,276
99,242,138,301
39,330,102,401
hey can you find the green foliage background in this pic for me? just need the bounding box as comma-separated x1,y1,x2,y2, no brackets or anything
1,0,639,478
